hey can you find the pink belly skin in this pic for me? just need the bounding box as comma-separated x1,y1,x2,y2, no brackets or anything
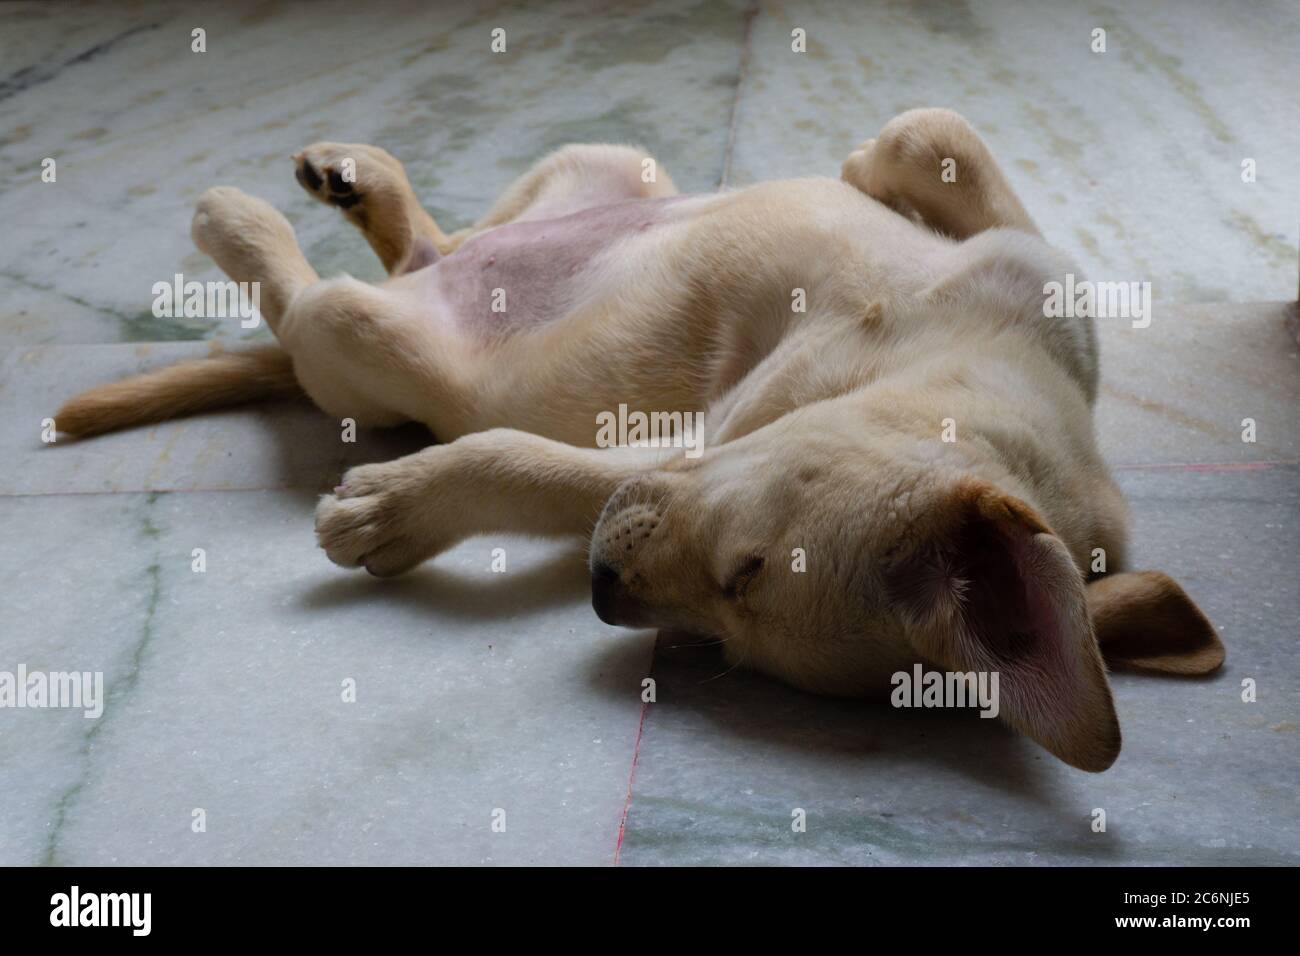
417,196,689,341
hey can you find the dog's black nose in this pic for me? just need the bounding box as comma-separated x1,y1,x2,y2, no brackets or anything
590,561,624,625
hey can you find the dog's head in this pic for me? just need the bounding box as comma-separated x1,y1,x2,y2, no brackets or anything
588,410,1221,772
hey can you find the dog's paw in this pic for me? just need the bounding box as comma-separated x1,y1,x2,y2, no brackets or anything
292,142,404,212
314,454,454,577
294,143,364,210
841,138,886,198
191,186,299,271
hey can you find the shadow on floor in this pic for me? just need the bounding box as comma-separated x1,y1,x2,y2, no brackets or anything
299,541,591,621
587,629,1093,807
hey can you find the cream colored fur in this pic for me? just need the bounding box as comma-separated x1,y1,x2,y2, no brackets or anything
56,109,1224,771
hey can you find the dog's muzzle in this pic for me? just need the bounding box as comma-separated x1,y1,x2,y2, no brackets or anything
590,561,649,627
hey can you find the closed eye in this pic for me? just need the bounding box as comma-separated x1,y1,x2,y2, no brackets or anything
722,555,765,599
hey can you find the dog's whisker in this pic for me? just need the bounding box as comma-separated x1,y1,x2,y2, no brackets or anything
668,636,728,650
699,657,743,684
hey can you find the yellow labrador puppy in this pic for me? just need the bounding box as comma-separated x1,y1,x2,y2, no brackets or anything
57,109,1223,771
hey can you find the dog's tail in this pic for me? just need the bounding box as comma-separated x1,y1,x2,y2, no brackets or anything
53,345,303,439
1087,571,1224,675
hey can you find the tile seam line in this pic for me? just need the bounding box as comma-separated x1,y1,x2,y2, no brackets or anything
0,485,328,498
1110,460,1299,472
6,459,1299,499
717,1,758,191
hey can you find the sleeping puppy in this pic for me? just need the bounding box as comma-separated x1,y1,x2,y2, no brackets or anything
55,108,1224,771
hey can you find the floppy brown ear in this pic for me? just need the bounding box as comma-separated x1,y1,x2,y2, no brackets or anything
1087,571,1224,675
887,481,1121,772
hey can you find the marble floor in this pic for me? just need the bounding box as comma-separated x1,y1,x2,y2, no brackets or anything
0,0,1296,865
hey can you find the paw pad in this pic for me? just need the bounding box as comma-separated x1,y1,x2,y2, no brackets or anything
294,154,361,210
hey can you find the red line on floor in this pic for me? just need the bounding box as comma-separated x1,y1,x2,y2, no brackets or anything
613,693,651,866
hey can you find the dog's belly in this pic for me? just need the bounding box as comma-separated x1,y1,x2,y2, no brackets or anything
421,196,693,340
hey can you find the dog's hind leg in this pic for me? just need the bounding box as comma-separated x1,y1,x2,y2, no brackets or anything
455,143,679,233
271,273,476,435
195,183,479,437
294,140,677,274
54,187,317,437
293,141,676,275
841,108,1040,239
58,185,478,439
294,142,454,273
191,186,320,328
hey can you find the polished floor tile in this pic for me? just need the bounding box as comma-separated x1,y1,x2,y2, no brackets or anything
0,491,653,865
0,343,431,495
618,465,1300,865
0,0,750,347
1095,301,1299,465
1,0,1294,867
727,0,1300,303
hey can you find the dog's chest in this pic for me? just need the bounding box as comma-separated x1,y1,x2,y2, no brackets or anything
423,197,686,339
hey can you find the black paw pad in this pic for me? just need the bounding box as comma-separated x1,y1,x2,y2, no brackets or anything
327,168,353,194
299,158,324,191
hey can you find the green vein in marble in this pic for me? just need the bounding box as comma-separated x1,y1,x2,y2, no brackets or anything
1227,211,1297,267
905,0,987,40
564,0,742,71
1020,104,1088,176
1097,2,1234,146
40,496,164,866
1075,226,1102,259
117,312,221,342
0,269,218,342
532,101,662,162
619,794,1299,865
305,231,386,284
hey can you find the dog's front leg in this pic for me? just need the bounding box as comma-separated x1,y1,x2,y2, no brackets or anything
315,429,670,577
